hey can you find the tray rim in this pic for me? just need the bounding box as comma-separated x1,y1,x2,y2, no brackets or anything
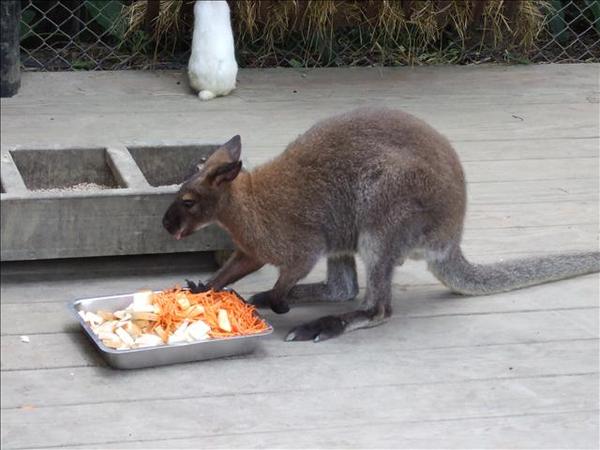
69,289,274,355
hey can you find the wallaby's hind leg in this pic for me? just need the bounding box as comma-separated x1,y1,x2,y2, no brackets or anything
286,254,359,303
286,237,399,342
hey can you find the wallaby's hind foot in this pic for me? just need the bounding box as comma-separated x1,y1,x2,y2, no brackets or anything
199,90,217,101
285,305,389,342
287,244,397,342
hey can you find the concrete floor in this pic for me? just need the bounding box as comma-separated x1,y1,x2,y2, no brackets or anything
1,64,599,449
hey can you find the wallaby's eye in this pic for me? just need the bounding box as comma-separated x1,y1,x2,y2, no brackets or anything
182,199,195,209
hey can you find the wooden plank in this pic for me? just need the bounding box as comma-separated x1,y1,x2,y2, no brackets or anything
2,306,596,370
462,158,598,183
453,137,599,161
2,339,597,410
9,65,599,102
61,410,599,450
0,374,596,449
461,224,598,256
465,201,597,228
232,64,600,98
467,178,599,205
3,102,597,155
3,88,595,114
0,333,104,370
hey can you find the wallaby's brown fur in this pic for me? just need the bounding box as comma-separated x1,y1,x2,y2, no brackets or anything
163,107,600,342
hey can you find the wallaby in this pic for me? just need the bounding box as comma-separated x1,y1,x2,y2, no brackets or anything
188,0,238,101
162,107,600,342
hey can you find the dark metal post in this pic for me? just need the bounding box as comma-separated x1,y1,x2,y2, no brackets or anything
1,0,21,97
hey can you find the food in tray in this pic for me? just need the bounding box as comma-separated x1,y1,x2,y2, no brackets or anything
79,288,269,350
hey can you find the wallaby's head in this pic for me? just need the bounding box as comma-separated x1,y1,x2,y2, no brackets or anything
162,135,242,240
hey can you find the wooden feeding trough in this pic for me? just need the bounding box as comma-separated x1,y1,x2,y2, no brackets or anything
0,142,234,261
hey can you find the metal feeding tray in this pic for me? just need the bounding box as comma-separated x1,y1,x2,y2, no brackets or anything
70,291,273,369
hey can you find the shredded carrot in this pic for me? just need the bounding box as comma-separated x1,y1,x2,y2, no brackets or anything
149,288,269,338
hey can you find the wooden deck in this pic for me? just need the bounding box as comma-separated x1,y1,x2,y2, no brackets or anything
1,64,599,449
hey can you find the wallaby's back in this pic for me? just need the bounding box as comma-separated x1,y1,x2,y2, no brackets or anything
252,107,465,244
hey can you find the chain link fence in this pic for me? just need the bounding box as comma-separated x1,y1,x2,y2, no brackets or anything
19,0,600,71
20,0,151,70
532,0,600,62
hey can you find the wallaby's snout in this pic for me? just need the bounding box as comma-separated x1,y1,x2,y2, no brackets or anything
162,187,216,241
162,205,185,240
162,135,243,241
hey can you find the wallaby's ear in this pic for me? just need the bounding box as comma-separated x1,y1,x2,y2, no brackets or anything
207,160,242,186
197,135,243,186
198,135,242,171
222,135,241,161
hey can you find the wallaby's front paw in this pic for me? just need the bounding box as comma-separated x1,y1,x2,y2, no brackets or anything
185,279,209,293
248,291,271,308
248,291,290,314
285,316,345,342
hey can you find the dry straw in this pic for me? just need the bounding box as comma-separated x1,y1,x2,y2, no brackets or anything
123,0,549,66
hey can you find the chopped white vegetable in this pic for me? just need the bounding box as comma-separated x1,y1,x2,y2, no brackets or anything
174,321,189,336
102,338,122,349
132,289,153,308
167,333,187,344
135,333,164,348
186,320,210,341
218,309,232,332
125,321,142,338
96,310,115,321
130,304,155,313
114,327,135,347
84,311,104,326
166,321,190,344
187,304,205,316
176,293,190,309
95,321,116,334
97,331,120,341
129,311,158,321
113,310,132,320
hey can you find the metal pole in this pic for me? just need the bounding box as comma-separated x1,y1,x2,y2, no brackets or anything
1,0,21,97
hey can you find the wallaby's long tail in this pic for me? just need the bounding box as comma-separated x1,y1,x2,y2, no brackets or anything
427,244,600,295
